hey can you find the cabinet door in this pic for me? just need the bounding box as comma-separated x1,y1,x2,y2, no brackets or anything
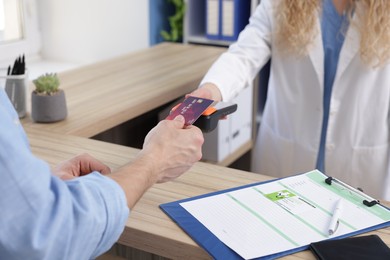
230,84,253,153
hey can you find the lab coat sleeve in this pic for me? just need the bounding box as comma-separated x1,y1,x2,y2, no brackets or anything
200,0,274,101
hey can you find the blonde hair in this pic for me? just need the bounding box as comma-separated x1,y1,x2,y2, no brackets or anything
275,0,390,67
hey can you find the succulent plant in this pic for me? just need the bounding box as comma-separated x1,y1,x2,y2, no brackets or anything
33,73,60,95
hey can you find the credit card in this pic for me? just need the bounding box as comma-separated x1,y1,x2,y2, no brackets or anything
166,96,215,126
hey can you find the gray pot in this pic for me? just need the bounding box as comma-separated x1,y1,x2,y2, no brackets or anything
31,89,68,123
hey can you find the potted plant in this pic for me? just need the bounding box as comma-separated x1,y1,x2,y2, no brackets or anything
31,73,67,123
160,0,185,42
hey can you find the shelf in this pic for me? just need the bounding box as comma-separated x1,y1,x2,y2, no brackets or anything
186,35,231,47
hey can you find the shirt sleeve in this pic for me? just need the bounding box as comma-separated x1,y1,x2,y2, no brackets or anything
65,172,130,259
0,91,129,260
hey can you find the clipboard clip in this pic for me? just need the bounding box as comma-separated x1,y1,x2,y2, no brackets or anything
325,177,380,207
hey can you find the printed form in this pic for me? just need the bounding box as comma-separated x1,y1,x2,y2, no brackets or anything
180,170,390,259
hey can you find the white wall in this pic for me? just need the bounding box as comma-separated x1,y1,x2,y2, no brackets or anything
37,0,150,64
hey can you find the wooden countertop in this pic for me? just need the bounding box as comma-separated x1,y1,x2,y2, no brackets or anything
21,43,390,259
26,128,390,260
22,43,226,138
22,43,252,167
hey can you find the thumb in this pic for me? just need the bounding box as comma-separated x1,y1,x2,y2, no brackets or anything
173,115,185,128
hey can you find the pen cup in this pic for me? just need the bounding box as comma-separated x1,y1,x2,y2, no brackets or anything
0,72,28,118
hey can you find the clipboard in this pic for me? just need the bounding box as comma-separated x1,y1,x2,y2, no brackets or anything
160,170,390,259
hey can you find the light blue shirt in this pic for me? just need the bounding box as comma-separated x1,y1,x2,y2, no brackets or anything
316,0,348,173
0,89,129,259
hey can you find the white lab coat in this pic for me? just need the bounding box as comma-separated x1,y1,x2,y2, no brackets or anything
200,0,390,200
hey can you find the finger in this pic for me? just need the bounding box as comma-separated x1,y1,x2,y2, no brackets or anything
78,154,111,175
174,114,185,122
187,88,204,98
172,115,185,128
184,124,201,132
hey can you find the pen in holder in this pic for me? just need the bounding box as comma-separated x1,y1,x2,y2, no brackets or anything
1,72,28,118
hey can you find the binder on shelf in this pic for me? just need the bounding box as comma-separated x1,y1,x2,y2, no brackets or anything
160,170,390,259
220,0,251,41
206,0,251,42
206,0,220,40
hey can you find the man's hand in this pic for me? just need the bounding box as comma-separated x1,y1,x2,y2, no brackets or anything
140,115,204,183
108,115,204,209
53,153,111,180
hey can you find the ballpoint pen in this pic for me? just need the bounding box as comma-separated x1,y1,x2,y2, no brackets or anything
328,199,343,235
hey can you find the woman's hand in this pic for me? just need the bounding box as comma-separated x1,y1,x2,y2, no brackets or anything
187,83,223,101
188,83,228,119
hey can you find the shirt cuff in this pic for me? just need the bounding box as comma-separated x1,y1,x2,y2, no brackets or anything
70,172,130,258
